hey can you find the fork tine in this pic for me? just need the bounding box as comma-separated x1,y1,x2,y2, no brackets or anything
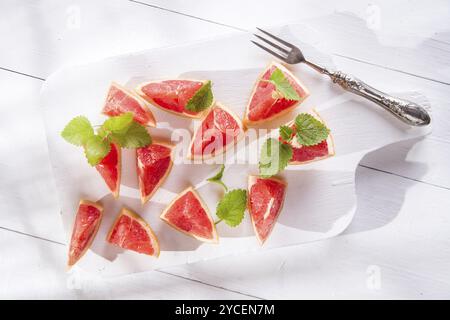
253,34,289,54
251,41,287,61
256,28,294,49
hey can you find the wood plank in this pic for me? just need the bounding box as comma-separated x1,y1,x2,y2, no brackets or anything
0,228,258,299
0,71,65,243
333,56,450,189
0,0,231,79
140,0,450,84
162,166,450,299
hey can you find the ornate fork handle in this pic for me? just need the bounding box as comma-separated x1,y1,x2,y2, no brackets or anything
329,71,431,126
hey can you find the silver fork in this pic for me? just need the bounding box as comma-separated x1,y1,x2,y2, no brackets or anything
252,28,431,126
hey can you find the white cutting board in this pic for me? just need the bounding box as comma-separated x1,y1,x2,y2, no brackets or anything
41,24,432,276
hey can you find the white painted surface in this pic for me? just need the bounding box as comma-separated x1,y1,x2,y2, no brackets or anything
0,0,449,299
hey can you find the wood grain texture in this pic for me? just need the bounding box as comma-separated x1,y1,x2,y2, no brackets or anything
333,56,450,189
0,230,257,299
0,71,64,243
0,0,230,79
141,0,450,83
163,166,450,299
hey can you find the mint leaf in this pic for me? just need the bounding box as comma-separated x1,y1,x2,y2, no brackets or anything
185,81,213,112
102,112,134,135
84,135,111,166
96,126,109,141
294,113,330,146
259,138,293,177
269,68,300,101
62,114,152,167
207,164,228,191
61,116,94,146
279,125,293,142
62,113,152,166
99,113,151,148
111,122,151,148
216,189,247,227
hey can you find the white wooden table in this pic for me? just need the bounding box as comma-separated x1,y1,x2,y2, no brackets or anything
1,0,449,299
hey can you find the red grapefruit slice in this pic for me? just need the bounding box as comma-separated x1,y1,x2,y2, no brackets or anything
248,176,287,245
68,200,103,267
95,143,121,198
136,142,173,204
244,62,309,125
282,110,335,164
102,82,156,126
188,103,244,160
136,80,212,118
107,208,160,257
160,187,218,243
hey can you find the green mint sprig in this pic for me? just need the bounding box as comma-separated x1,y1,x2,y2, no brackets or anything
259,138,293,178
294,113,330,146
185,80,214,112
61,112,152,166
268,68,300,101
98,115,151,149
61,116,94,146
205,165,247,227
84,135,111,166
258,113,330,177
215,189,247,227
279,125,293,143
206,164,228,191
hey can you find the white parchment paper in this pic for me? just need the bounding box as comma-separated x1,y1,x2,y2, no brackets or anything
41,24,432,276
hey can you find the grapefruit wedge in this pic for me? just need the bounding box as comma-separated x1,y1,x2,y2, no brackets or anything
102,82,156,126
107,208,160,257
68,200,103,267
136,142,173,204
188,103,244,160
244,62,309,125
160,187,218,243
136,79,212,118
248,176,286,245
95,143,121,198
282,110,335,164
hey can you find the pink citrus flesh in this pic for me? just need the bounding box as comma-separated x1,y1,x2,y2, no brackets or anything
161,188,217,243
68,201,103,267
291,140,330,162
138,80,206,116
107,209,159,257
280,111,334,164
247,64,308,123
102,82,156,125
95,143,120,198
189,105,243,159
136,143,172,204
248,177,286,244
